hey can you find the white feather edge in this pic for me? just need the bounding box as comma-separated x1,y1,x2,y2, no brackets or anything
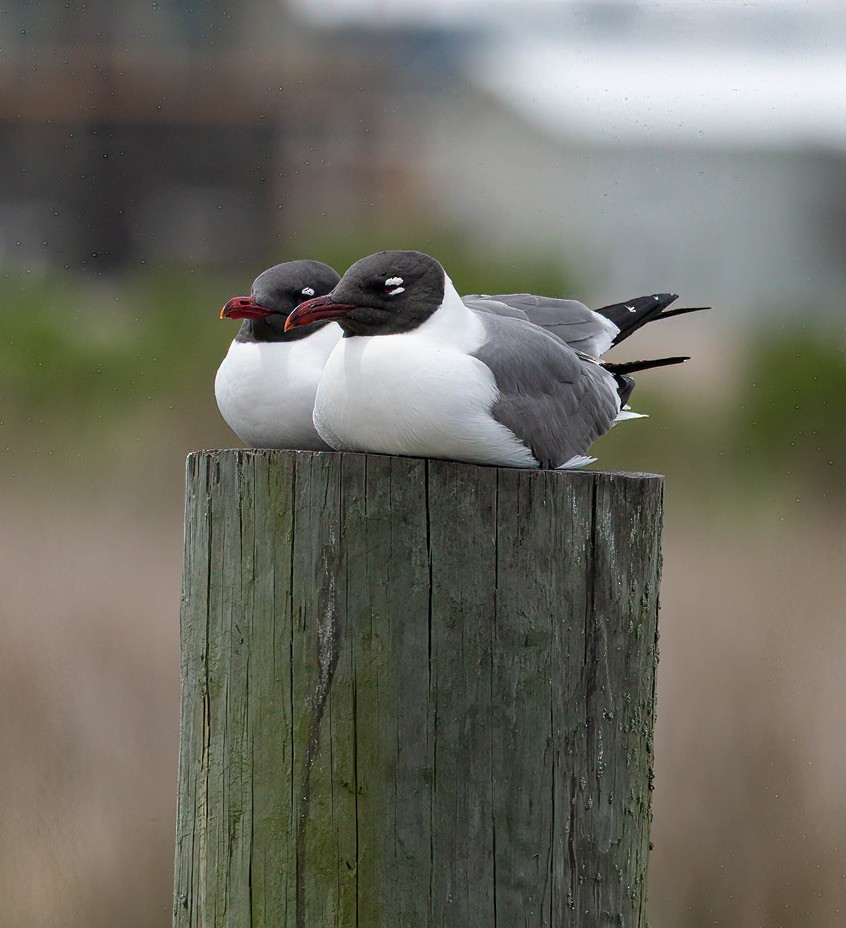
614,409,648,423
556,454,597,469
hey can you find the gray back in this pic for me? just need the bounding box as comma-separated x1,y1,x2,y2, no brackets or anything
463,293,616,357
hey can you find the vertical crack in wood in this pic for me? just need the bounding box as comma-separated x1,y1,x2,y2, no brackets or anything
567,777,578,913
352,453,362,928
637,479,663,928
197,453,215,926
424,458,435,925
584,477,598,676
177,452,202,926
549,636,556,924
491,468,500,928
243,454,255,928
288,456,297,924
295,474,341,928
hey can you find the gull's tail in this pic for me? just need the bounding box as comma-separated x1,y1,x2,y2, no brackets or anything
597,293,709,346
603,356,691,406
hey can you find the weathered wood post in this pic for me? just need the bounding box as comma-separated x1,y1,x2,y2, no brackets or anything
174,449,662,928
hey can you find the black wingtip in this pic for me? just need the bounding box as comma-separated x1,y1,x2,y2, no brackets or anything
599,292,681,346
656,305,710,321
637,292,678,304
602,356,690,375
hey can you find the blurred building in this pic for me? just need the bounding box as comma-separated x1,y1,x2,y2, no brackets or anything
410,0,846,311
3,0,846,316
0,0,445,271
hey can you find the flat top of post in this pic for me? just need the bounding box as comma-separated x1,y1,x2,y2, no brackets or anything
187,449,663,484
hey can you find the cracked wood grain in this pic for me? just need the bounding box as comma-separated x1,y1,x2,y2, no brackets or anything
174,451,662,928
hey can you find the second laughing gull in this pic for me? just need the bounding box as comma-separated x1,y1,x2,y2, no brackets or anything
285,250,692,469
216,260,341,450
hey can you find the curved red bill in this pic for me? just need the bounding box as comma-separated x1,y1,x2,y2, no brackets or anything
220,296,274,320
284,295,358,331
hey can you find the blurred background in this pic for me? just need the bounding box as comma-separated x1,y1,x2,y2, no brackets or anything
1,0,845,924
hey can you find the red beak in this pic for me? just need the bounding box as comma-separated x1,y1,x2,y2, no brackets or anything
220,296,275,320
284,295,359,332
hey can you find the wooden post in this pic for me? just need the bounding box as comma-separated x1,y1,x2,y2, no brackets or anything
174,450,663,928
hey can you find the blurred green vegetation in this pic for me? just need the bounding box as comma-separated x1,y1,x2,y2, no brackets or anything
595,328,846,516
736,333,846,496
293,225,575,298
0,268,237,432
2,248,844,513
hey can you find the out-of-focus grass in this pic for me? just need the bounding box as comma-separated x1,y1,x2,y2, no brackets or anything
592,326,846,516
0,268,240,455
0,494,182,928
651,515,846,928
736,331,846,500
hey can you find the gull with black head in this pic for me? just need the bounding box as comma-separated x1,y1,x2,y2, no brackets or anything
216,259,341,449
285,250,691,468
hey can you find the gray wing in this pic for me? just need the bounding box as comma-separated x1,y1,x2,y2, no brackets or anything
471,311,621,469
462,295,529,319
463,293,619,358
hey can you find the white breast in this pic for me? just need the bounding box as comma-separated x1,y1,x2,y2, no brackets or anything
214,323,341,450
313,283,536,467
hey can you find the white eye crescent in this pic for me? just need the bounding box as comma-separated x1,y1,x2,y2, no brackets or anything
301,286,315,297
385,277,403,287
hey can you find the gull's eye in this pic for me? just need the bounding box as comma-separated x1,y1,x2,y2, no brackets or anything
301,286,315,297
384,276,405,296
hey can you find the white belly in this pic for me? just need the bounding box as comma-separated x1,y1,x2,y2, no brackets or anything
214,325,341,450
313,333,537,467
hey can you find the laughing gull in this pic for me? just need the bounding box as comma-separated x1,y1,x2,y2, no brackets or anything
463,291,706,357
284,250,692,469
215,260,341,450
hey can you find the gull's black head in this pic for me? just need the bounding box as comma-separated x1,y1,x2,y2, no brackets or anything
285,250,446,337
220,259,340,343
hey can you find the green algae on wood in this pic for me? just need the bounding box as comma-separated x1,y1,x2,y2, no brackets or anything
174,450,663,928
